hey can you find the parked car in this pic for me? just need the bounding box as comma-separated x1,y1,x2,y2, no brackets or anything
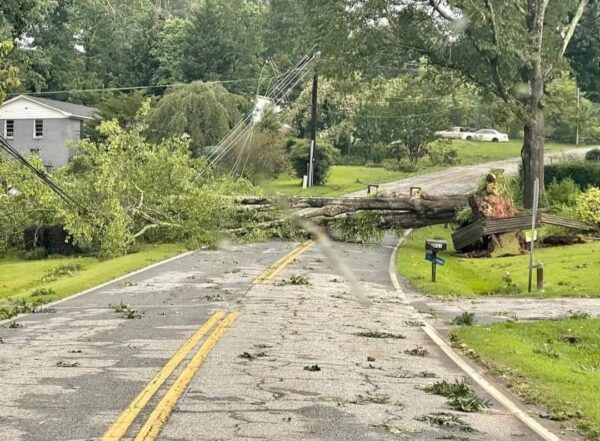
471,129,509,142
434,126,477,140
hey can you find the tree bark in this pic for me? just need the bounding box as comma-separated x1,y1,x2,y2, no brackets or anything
522,0,547,208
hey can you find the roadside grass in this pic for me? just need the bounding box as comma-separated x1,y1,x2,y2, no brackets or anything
267,141,578,196
0,244,184,311
397,226,600,298
453,319,600,438
264,165,420,196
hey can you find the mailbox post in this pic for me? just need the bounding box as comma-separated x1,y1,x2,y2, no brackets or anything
425,240,447,282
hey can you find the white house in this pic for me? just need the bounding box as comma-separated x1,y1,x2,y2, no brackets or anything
0,95,97,171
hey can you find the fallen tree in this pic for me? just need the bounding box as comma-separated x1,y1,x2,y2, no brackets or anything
233,191,471,237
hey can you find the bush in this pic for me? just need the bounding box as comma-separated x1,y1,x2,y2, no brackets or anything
544,161,600,190
585,148,600,162
288,139,339,185
428,145,460,166
576,187,600,228
381,158,421,173
544,178,581,208
23,248,49,261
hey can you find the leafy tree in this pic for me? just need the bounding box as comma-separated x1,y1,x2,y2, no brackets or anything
288,139,339,185
0,41,20,102
546,73,600,144
567,1,600,101
306,0,589,207
151,18,188,85
158,0,265,93
147,82,248,152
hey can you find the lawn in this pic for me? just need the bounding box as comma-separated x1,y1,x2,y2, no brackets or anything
397,225,600,297
264,165,422,196
453,319,600,438
0,243,185,317
266,141,578,196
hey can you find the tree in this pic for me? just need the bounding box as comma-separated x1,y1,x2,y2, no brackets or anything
306,0,589,207
163,0,265,93
567,1,600,101
147,82,248,152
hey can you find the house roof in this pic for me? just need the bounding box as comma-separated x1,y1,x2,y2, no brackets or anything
0,95,98,120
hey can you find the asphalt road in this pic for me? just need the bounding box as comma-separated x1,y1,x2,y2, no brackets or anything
1,148,592,441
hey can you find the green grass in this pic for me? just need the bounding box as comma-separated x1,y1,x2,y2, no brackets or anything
453,319,600,438
0,244,185,308
264,165,421,196
397,226,600,297
266,140,579,197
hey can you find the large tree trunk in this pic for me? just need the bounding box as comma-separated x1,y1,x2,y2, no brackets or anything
522,0,546,209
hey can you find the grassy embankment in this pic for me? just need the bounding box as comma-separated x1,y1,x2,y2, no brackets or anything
267,140,579,196
453,319,600,438
0,244,184,318
397,225,600,298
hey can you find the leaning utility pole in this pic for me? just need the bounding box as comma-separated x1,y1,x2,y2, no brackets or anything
308,73,318,187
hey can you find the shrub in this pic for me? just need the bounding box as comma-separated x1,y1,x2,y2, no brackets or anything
576,187,600,228
288,139,339,185
381,158,421,173
544,161,600,190
23,247,49,261
585,148,600,162
428,144,460,166
544,178,580,208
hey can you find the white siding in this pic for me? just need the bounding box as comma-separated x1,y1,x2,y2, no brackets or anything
0,97,67,120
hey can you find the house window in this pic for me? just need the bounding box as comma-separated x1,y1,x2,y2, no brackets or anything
44,164,54,173
30,148,40,155
34,119,44,139
4,120,14,139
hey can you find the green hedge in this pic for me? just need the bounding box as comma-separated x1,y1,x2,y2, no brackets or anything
545,161,600,190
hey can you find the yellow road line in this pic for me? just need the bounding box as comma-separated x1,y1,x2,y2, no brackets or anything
101,311,225,441
253,241,316,284
134,312,240,441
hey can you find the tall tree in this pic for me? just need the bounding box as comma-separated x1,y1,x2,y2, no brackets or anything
155,0,264,93
307,0,588,207
567,0,600,101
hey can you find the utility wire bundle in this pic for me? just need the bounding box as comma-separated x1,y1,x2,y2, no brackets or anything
0,134,82,210
203,47,321,176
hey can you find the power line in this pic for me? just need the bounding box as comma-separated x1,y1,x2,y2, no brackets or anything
6,78,274,97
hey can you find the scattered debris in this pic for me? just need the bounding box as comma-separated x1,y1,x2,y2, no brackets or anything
349,394,390,405
239,351,268,361
533,344,560,359
355,331,405,339
31,288,55,297
415,412,475,432
109,302,128,313
8,322,22,329
56,361,80,368
426,379,490,413
0,337,3,344
405,320,425,327
367,356,376,362
304,364,321,372
40,264,83,282
282,416,292,423
68,350,83,354
404,345,428,357
119,280,137,287
276,274,310,286
417,371,437,378
123,308,143,319
451,312,477,326
569,310,591,320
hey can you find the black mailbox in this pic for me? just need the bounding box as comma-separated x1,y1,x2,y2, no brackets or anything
425,240,447,252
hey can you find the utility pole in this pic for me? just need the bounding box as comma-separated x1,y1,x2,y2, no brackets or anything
308,73,318,187
576,87,580,146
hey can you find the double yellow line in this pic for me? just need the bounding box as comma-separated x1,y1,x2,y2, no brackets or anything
102,311,239,441
253,240,316,284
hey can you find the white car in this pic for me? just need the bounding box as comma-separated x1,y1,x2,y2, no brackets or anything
434,126,477,140
470,129,509,142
